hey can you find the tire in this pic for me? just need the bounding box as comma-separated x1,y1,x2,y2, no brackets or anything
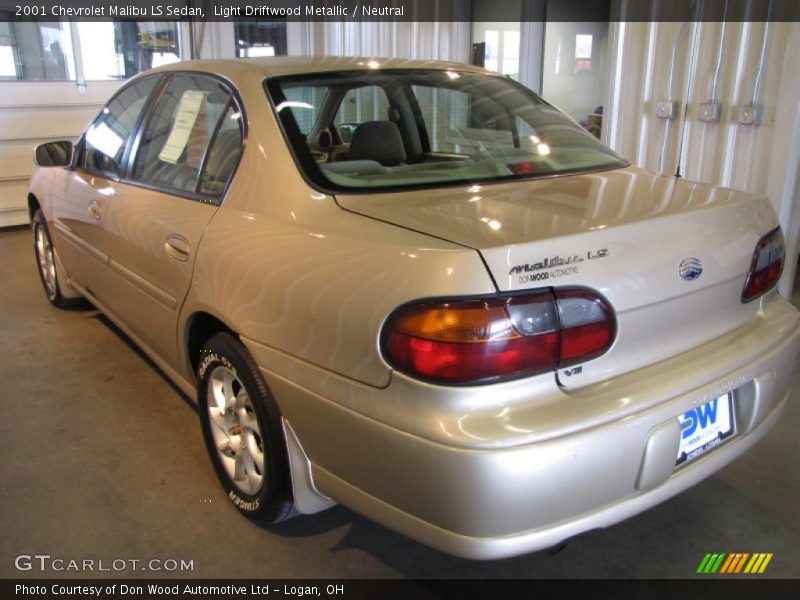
32,209,80,308
197,332,297,523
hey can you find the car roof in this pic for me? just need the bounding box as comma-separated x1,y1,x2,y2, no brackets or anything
148,56,490,78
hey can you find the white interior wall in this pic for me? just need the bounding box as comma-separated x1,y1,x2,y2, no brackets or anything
0,80,123,227
603,21,800,295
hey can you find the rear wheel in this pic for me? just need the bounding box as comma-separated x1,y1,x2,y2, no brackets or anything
32,209,79,308
197,332,296,522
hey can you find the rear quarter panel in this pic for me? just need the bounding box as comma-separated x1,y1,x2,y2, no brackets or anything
179,67,495,388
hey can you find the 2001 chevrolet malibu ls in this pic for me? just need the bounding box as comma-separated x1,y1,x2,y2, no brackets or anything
28,57,800,559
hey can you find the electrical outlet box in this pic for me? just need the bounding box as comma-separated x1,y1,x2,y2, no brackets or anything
699,102,722,123
656,100,679,120
739,104,763,126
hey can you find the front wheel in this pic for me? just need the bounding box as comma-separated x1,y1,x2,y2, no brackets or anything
32,209,80,308
197,332,296,523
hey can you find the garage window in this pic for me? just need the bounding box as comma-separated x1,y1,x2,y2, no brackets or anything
235,20,288,57
0,22,75,81
0,21,182,82
76,22,181,80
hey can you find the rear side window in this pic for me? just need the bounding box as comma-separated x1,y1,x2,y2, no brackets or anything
132,74,242,198
81,77,159,177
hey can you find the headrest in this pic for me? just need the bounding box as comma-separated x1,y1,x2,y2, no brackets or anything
348,121,406,166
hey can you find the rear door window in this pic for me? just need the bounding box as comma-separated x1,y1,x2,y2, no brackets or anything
132,74,242,198
198,104,244,197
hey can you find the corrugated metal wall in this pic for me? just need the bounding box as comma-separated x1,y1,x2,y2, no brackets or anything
604,21,800,294
0,80,124,227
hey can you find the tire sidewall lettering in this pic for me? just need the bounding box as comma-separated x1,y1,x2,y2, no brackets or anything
228,490,261,512
198,351,237,380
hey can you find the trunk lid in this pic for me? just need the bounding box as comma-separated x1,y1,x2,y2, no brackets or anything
336,166,777,388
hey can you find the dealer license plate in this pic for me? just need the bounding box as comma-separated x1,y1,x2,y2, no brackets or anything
676,394,735,466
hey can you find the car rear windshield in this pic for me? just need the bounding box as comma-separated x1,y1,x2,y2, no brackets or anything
266,69,627,192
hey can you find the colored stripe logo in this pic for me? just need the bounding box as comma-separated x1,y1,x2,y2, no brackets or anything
697,553,773,574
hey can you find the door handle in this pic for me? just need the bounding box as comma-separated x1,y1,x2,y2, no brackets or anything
87,200,102,221
164,234,191,262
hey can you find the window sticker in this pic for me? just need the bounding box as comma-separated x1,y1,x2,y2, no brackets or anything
158,90,207,164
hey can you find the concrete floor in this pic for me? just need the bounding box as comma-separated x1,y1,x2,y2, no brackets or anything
1,226,799,579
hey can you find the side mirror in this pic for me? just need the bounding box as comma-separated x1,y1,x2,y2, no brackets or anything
34,141,74,167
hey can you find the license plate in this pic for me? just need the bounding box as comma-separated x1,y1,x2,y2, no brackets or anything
676,394,735,466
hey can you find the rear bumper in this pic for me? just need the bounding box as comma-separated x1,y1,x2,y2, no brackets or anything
245,296,800,560
312,392,789,560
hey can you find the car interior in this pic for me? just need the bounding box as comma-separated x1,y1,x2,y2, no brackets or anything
273,73,622,189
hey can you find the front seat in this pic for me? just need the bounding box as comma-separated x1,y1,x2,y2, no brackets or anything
347,121,406,166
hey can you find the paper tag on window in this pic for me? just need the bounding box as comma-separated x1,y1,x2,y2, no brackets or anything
158,90,207,164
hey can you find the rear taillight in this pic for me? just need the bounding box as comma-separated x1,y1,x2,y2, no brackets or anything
742,227,784,303
382,288,615,384
555,289,616,366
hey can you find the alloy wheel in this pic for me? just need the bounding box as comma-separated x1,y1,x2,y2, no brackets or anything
206,365,265,495
35,224,57,299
